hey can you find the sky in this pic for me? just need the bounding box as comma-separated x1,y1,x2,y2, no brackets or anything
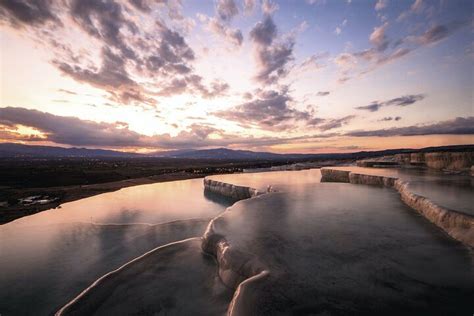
0,0,473,153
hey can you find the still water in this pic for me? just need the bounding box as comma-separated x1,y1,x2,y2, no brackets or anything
0,178,231,316
0,168,472,315
211,184,474,315
326,166,474,215
208,168,322,192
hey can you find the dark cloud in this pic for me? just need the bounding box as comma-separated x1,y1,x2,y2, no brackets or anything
355,102,382,112
250,15,294,84
378,116,402,122
317,115,355,131
215,88,349,132
54,48,156,106
0,106,144,147
215,0,239,22
0,107,333,149
243,92,253,100
58,88,77,95
250,15,276,46
55,48,134,89
385,94,425,106
128,0,150,11
157,75,229,99
0,107,231,148
307,117,325,125
254,42,293,84
375,47,411,65
1,0,229,104
127,0,165,12
346,117,474,137
316,91,330,96
214,88,314,131
419,25,449,45
0,0,57,26
70,0,137,59
416,22,466,46
356,94,425,112
196,79,230,99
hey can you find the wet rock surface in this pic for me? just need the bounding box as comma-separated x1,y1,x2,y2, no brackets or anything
0,178,230,316
0,220,211,316
58,238,233,316
205,185,474,315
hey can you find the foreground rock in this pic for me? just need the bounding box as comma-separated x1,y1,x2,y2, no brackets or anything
0,219,211,316
57,238,233,316
203,185,473,315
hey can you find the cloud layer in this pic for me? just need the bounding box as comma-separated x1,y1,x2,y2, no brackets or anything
347,117,474,137
0,0,230,105
356,94,425,112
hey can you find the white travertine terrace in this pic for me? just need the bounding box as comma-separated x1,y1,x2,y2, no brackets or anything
357,151,474,172
203,178,261,200
320,168,474,248
203,168,473,298
202,203,269,289
200,176,474,315
57,171,473,315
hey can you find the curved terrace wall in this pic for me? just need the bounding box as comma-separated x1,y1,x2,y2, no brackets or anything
202,178,268,289
203,178,260,201
394,151,474,171
202,178,271,316
321,168,474,248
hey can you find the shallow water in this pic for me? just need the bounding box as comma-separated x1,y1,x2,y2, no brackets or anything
208,168,322,192
1,168,472,315
326,166,474,215
0,178,230,316
59,238,233,316
212,184,474,315
9,178,231,227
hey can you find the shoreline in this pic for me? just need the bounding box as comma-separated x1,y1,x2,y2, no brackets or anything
0,172,207,225
1,159,345,225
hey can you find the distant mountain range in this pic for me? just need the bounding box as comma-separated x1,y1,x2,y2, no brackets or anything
0,142,473,160
0,143,142,158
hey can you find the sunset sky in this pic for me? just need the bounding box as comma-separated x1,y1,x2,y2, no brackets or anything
0,0,473,153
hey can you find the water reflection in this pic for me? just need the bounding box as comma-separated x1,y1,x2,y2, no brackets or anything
208,169,322,192
325,166,474,215
203,188,237,206
1,167,472,315
8,178,226,227
214,184,473,314
0,178,228,315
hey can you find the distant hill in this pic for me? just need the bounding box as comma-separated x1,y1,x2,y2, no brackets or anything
0,142,473,160
152,148,310,160
0,143,140,158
